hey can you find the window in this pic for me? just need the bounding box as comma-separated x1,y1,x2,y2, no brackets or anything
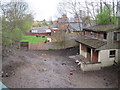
87,47,91,54
109,50,116,58
114,33,117,40
104,33,107,39
117,33,120,41
114,32,120,41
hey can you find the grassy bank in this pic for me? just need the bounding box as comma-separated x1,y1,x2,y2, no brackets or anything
20,35,47,43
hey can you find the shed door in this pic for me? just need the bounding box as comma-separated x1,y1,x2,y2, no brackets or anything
87,47,91,61
92,51,98,62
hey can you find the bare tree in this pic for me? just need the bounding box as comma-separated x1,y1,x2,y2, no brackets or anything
1,0,33,56
57,1,67,16
57,0,84,32
1,0,29,22
57,0,101,26
112,0,115,16
100,0,103,13
117,0,120,26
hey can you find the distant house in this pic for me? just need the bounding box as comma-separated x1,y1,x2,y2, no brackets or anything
50,28,61,36
67,23,82,32
52,13,93,34
53,14,82,32
66,17,83,33
26,27,51,36
76,25,120,69
54,14,69,29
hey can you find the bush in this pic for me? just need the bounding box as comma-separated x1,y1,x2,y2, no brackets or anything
48,48,53,50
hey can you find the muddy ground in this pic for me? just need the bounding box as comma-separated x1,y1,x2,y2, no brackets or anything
2,47,118,88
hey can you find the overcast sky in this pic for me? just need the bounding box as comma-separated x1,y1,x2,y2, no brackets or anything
26,0,118,21
26,0,61,21
1,0,119,21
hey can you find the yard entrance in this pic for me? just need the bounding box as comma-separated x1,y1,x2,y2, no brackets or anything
20,42,28,49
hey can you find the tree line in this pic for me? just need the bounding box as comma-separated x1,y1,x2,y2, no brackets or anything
0,0,33,56
57,0,120,25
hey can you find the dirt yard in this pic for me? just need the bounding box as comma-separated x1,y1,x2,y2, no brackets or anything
2,47,118,88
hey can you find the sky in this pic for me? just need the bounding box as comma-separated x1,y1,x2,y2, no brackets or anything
1,0,119,21
26,0,61,21
0,0,61,21
26,0,118,21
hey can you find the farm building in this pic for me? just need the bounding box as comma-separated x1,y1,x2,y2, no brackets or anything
75,25,120,71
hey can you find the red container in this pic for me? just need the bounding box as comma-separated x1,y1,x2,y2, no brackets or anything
70,72,73,75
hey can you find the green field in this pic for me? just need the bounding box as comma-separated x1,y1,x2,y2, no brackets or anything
20,35,47,43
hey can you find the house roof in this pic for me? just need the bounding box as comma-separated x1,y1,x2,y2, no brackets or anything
31,29,51,33
69,23,82,31
32,26,49,30
58,18,68,23
69,18,74,22
50,27,59,30
58,27,67,30
83,25,119,32
76,35,107,49
50,28,61,31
